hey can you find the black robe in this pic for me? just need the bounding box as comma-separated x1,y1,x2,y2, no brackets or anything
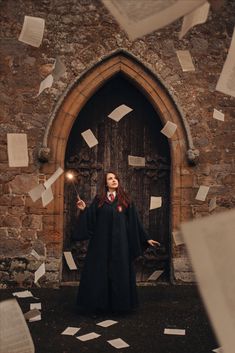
73,196,150,314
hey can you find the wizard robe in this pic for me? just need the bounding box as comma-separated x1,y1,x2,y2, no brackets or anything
73,196,150,313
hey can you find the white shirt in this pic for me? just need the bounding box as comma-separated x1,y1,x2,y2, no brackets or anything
107,191,116,201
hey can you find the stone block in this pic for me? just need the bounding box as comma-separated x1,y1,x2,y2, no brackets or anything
9,174,37,194
3,214,21,227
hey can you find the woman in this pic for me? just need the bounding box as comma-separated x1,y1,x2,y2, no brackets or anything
75,172,159,315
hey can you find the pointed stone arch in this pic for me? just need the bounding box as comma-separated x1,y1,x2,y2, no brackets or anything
40,50,198,282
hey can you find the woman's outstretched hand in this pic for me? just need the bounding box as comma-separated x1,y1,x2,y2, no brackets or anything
77,199,86,211
147,239,160,247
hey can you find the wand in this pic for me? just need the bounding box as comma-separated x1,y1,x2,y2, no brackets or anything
65,170,81,200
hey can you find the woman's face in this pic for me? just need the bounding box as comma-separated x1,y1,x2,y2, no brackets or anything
106,173,119,191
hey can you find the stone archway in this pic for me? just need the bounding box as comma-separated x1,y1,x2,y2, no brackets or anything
40,50,198,283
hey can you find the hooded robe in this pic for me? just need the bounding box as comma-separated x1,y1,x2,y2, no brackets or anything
73,195,150,313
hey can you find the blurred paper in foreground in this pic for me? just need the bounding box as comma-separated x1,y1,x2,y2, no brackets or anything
0,299,35,353
181,209,235,353
102,0,206,40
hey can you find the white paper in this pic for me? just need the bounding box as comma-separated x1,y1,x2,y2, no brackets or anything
172,231,184,246
24,309,41,321
179,2,210,39
107,338,130,349
61,327,80,335
18,15,45,47
44,167,64,190
101,0,206,40
36,74,53,97
213,348,223,353
164,328,186,335
181,209,235,353
29,313,41,322
12,290,33,298
147,270,163,281
150,196,162,210
81,129,98,148
128,155,145,167
216,28,235,98
176,50,195,72
213,109,225,122
28,184,46,202
34,263,45,283
30,303,41,310
209,197,217,213
52,57,66,81
30,249,41,260
76,332,101,341
0,299,35,353
64,251,77,270
108,104,133,122
195,185,210,201
160,121,177,138
41,186,54,207
96,320,118,328
7,133,29,167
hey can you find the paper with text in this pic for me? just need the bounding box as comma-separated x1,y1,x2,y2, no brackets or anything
216,28,235,98
7,133,29,167
41,186,53,207
101,0,206,40
213,109,225,122
179,1,210,39
160,121,177,138
76,332,100,341
176,50,195,72
61,327,80,335
181,209,235,353
28,184,46,202
164,328,186,335
64,251,77,270
81,129,98,148
0,299,35,353
107,338,130,349
34,263,45,283
195,185,210,201
97,320,118,327
19,16,45,47
108,104,133,122
150,196,162,210
128,155,145,167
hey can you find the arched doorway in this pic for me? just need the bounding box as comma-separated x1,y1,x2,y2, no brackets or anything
63,74,171,283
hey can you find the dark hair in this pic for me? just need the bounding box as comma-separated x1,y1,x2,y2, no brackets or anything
97,171,130,208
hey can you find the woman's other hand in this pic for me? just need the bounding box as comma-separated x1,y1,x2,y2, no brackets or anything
77,199,86,210
147,239,160,247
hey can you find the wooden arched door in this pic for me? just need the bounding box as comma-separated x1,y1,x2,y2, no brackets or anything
63,74,171,283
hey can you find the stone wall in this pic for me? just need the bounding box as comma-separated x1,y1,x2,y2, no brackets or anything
0,0,234,287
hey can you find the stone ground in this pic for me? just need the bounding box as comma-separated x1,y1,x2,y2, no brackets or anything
0,285,219,353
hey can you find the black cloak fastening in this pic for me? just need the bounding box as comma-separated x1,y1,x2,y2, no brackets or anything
73,196,150,313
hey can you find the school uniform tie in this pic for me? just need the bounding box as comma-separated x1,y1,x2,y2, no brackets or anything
109,193,115,202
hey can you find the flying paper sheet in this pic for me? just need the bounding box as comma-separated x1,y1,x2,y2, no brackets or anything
52,57,66,81
7,133,29,167
34,263,45,283
108,104,133,122
44,167,64,189
41,186,53,207
107,338,130,349
147,270,163,281
12,290,33,298
29,313,41,322
213,348,224,353
18,15,45,47
76,332,101,341
36,74,53,97
81,129,98,148
0,299,35,353
216,28,235,98
64,251,77,270
101,0,206,40
164,328,186,335
24,309,41,321
128,155,145,167
181,209,235,353
160,121,177,138
179,1,210,39
172,231,184,246
30,249,41,261
30,303,41,310
195,185,210,201
28,184,46,202
150,196,162,210
61,327,80,335
96,320,118,328
213,109,225,122
209,197,217,213
176,50,195,72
